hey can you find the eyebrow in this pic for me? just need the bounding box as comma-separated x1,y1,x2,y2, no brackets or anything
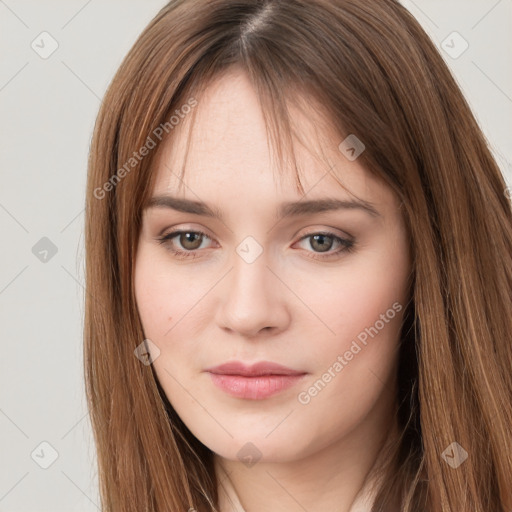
144,195,381,220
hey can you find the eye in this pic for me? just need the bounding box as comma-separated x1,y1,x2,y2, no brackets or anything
294,232,355,261
156,229,213,259
155,229,355,261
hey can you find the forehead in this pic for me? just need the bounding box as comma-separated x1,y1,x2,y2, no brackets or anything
150,68,397,211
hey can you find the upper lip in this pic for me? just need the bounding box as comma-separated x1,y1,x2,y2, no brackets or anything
204,361,306,377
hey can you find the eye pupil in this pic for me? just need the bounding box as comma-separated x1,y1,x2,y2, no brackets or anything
311,234,333,252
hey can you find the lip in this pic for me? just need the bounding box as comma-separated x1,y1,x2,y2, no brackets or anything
204,361,307,400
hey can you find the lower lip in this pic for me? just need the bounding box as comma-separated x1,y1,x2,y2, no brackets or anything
207,372,307,400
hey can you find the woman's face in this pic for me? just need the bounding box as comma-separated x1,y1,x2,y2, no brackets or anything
134,68,411,464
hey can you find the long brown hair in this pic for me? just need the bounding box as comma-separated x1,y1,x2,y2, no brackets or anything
84,0,512,510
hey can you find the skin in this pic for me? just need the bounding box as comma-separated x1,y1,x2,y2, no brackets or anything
134,67,412,511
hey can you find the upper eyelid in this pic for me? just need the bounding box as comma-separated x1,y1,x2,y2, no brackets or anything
159,222,353,239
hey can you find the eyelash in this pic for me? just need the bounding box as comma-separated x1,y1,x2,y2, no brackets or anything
155,229,355,261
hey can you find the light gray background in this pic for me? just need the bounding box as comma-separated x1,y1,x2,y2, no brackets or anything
0,1,511,511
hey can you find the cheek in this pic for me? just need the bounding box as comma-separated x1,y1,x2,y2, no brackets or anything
294,238,409,406
134,247,198,340
288,279,406,460
133,249,216,378
303,242,408,353
134,255,218,447
134,263,171,339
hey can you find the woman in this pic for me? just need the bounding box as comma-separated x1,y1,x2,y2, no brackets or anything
84,0,512,510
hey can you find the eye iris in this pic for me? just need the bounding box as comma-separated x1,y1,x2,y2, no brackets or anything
310,234,333,252
180,232,202,250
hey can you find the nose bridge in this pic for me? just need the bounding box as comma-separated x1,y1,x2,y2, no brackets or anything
233,238,270,293
216,235,289,336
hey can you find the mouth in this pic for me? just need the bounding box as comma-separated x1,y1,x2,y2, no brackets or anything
203,361,308,400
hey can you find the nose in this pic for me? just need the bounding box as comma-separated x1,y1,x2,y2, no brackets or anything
215,247,291,338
